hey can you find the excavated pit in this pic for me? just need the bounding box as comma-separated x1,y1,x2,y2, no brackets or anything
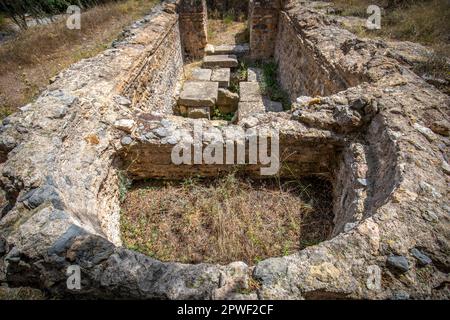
1,0,448,300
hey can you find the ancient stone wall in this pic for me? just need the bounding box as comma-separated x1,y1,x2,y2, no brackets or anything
248,0,281,60
179,0,208,59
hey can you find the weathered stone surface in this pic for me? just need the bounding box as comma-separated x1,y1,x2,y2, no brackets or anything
203,55,238,68
114,119,135,133
237,101,265,120
178,81,219,107
211,68,231,88
239,82,262,102
217,88,239,114
387,256,410,273
247,67,263,82
430,119,450,136
179,0,207,59
249,0,280,59
263,99,283,112
206,44,250,56
190,68,212,81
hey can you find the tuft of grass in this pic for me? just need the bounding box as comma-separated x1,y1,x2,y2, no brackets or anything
333,0,450,55
253,60,291,110
120,174,334,265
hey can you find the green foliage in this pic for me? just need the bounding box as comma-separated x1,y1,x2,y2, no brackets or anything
118,171,132,203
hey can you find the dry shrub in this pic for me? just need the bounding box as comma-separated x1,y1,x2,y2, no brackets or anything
121,174,334,265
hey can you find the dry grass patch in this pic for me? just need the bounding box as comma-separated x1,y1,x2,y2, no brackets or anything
207,18,249,45
0,0,158,119
121,174,334,265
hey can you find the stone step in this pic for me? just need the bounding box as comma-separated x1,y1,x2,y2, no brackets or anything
205,44,250,56
178,81,219,107
211,68,231,88
190,68,212,81
203,55,238,68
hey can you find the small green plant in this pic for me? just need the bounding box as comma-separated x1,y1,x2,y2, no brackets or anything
212,108,235,121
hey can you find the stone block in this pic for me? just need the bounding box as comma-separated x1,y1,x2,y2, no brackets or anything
263,99,284,112
211,68,231,88
247,67,263,82
178,81,219,107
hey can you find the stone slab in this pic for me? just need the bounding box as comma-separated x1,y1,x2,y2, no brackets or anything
239,82,263,102
203,55,238,68
247,67,264,82
188,106,210,119
237,101,265,120
178,81,219,107
190,68,212,81
211,68,231,88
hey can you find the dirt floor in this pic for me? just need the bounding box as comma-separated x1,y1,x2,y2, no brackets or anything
207,18,249,45
121,174,334,265
0,0,158,119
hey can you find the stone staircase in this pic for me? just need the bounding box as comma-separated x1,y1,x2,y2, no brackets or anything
177,42,283,120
